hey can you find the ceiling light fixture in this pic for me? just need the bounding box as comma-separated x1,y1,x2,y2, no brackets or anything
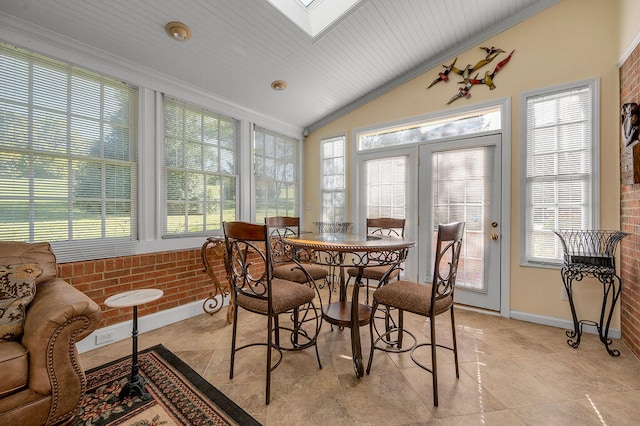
271,80,287,91
165,21,192,42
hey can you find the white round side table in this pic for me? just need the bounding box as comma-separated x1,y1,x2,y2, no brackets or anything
105,288,163,401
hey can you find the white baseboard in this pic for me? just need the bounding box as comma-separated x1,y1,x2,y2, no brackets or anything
77,294,229,354
77,300,621,354
509,310,621,339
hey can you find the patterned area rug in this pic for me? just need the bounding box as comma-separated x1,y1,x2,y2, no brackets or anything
75,344,260,426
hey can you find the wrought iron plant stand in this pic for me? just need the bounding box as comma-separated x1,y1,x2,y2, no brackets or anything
554,230,628,356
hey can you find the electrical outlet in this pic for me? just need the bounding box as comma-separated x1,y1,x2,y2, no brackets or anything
561,286,568,301
95,331,114,345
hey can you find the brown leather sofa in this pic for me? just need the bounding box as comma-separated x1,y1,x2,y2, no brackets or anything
0,242,101,426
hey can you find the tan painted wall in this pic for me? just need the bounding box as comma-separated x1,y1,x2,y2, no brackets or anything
619,0,640,57
303,0,622,325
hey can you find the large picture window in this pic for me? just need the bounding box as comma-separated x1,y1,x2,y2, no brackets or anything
253,126,299,224
163,98,237,236
521,80,599,265
0,42,138,260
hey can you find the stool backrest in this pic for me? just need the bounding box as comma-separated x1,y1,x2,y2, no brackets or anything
223,221,272,302
265,216,301,265
366,218,406,237
432,221,465,302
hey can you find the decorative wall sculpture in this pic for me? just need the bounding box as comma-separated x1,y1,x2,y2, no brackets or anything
622,102,639,147
621,102,640,184
427,47,515,105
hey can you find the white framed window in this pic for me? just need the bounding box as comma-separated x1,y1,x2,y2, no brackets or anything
0,42,138,261
162,98,238,236
253,126,299,224
321,135,346,221
521,79,599,265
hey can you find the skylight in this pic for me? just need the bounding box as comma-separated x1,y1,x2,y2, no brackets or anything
266,0,364,38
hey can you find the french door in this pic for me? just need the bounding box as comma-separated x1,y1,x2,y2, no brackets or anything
418,134,502,311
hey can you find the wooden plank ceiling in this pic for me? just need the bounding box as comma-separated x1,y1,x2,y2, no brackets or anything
0,0,556,132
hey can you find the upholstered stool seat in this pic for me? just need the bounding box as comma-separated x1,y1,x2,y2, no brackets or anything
373,280,452,317
273,263,328,283
346,265,399,282
236,278,315,314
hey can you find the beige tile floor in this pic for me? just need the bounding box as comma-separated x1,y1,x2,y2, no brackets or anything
81,290,640,426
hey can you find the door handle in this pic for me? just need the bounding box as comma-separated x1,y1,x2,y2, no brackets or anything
491,233,499,240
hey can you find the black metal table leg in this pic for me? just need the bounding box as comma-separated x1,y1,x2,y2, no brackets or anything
118,305,151,400
350,269,364,378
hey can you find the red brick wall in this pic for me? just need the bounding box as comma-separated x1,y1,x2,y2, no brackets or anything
620,42,640,358
57,248,228,329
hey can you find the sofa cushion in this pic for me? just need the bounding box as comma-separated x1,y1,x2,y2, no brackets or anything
0,242,57,285
0,263,42,342
0,341,29,397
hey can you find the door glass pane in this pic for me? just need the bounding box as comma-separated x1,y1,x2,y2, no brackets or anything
365,156,407,219
432,147,494,293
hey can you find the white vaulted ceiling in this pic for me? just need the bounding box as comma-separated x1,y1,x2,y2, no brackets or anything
0,0,557,133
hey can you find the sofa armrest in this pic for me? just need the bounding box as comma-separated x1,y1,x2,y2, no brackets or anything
21,278,101,423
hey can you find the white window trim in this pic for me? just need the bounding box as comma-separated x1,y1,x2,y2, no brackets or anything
352,98,512,315
519,78,600,268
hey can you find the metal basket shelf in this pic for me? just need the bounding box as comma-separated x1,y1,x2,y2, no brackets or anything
313,221,352,234
553,229,628,272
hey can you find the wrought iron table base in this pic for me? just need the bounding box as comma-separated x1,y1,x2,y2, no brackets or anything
284,233,413,378
561,268,622,357
117,372,150,401
119,305,152,400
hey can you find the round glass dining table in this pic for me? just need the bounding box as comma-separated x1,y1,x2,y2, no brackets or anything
283,233,415,377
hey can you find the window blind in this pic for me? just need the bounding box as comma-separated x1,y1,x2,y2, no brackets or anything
253,126,299,224
524,84,594,264
431,147,494,291
0,42,138,261
162,98,237,236
321,135,345,221
365,156,407,219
